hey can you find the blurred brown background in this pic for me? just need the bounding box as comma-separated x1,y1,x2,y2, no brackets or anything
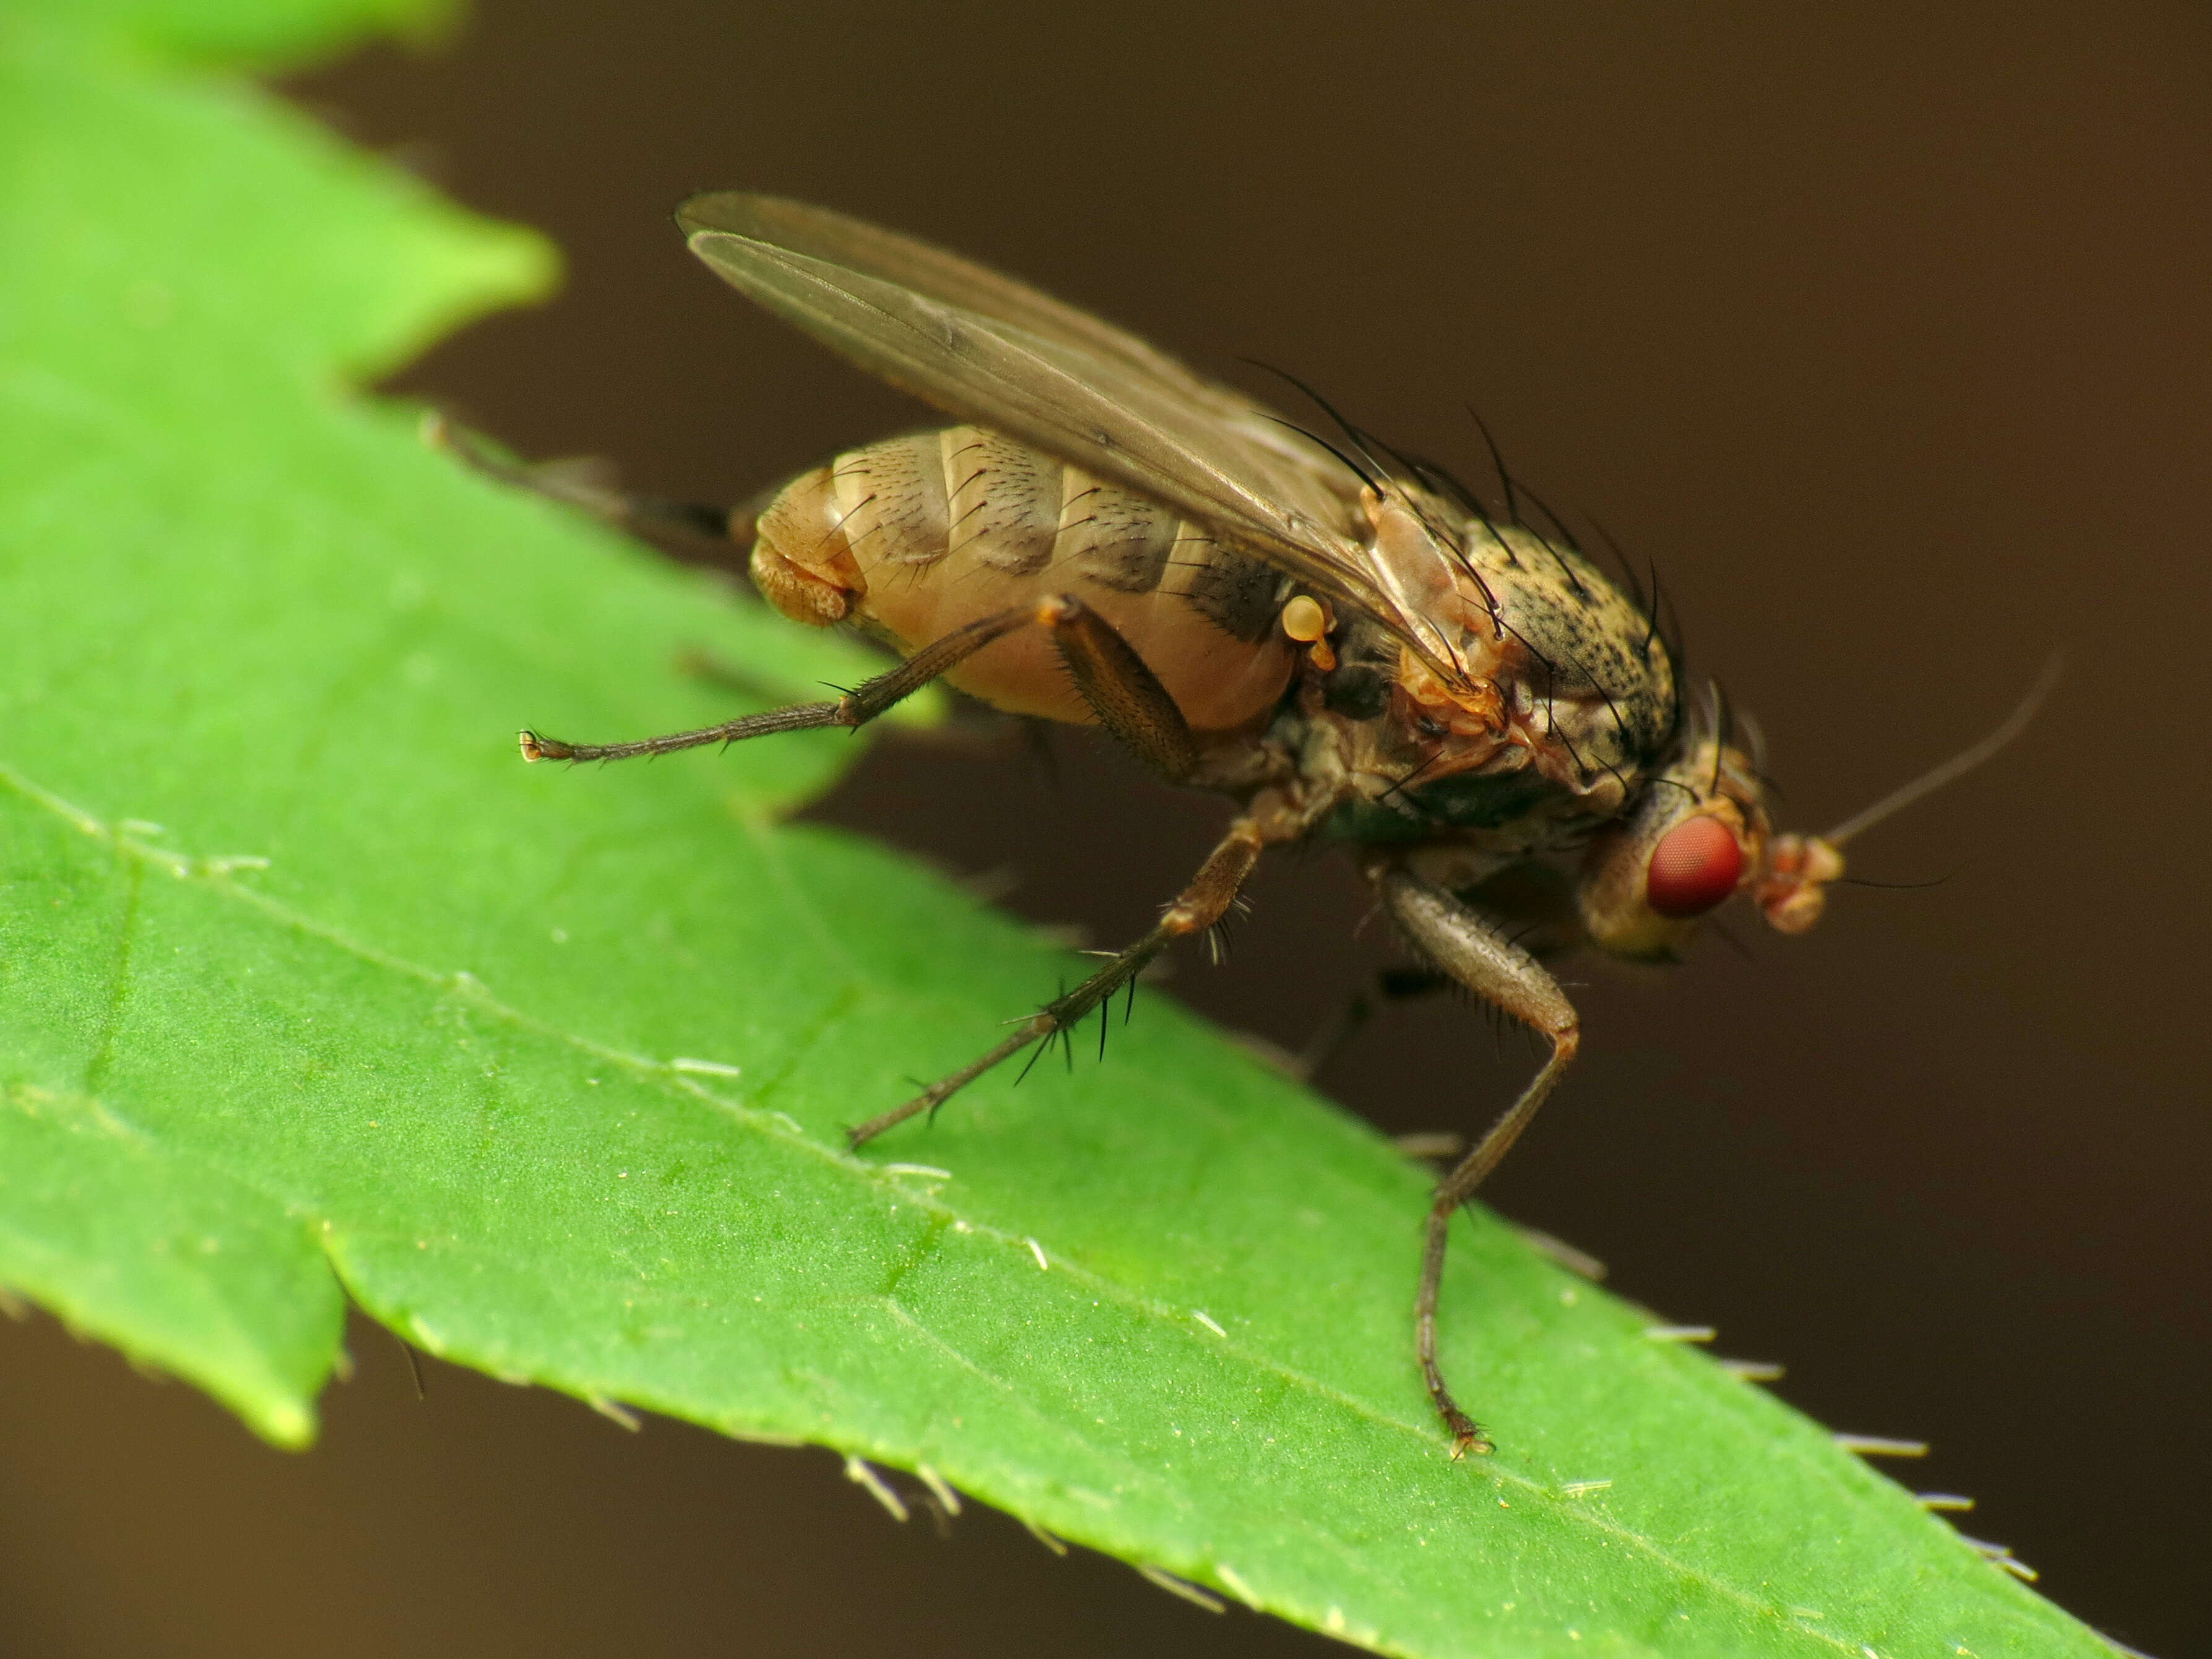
3,2,2205,1654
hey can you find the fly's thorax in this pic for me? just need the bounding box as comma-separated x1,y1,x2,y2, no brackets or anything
1458,520,1675,786
1318,500,1677,851
745,427,1298,731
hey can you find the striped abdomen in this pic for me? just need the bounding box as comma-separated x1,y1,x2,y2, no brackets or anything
747,426,1298,731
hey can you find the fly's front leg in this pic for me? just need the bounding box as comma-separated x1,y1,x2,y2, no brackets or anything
846,811,1268,1148
1375,866,1581,1458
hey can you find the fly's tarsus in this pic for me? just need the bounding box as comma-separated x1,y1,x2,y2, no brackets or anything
516,699,850,762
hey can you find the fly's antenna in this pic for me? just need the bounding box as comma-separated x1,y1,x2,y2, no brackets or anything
1821,653,2064,847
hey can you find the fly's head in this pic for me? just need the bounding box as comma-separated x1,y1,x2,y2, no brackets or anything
1576,703,1843,963
1573,653,2062,963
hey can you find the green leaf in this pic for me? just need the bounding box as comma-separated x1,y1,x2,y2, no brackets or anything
0,4,2113,1655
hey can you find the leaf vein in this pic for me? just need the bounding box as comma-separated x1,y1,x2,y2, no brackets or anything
80,848,144,1095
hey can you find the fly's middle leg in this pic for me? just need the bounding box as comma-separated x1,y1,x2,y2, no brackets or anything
839,600,1321,1145
1373,865,1581,1457
845,810,1270,1149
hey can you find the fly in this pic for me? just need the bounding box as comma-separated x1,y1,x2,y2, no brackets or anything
507,194,2052,1457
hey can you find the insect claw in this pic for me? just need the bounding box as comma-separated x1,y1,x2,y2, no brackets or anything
1446,1414,1493,1459
518,728,573,762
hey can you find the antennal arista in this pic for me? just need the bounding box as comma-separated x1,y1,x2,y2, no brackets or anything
1752,652,2063,934
1823,651,2065,848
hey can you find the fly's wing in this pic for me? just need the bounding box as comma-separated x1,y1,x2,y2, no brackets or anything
675,192,1425,652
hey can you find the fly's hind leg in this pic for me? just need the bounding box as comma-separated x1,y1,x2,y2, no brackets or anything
519,593,1192,770
684,638,1056,767
1373,865,1581,1458
519,603,1050,762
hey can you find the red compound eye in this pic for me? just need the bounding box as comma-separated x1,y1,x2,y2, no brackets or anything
1646,815,1744,918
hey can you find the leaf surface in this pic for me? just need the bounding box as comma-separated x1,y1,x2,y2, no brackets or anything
0,4,2110,1654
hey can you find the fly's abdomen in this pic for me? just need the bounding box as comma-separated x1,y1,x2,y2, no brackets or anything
748,426,1295,730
